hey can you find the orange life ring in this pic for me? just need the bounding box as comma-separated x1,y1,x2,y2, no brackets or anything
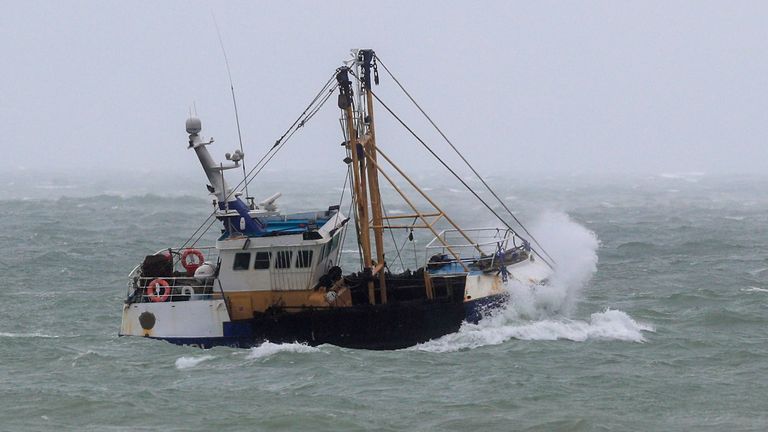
181,249,205,275
146,278,170,303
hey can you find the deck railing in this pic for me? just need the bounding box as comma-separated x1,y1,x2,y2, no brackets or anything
126,246,221,303
424,228,530,273
127,277,223,303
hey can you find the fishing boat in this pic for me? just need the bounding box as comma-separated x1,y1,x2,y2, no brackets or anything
119,49,553,349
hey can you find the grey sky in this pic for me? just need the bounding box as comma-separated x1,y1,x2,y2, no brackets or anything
2,1,767,178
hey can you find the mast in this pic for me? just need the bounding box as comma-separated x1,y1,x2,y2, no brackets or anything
359,50,388,304
185,117,263,237
336,49,481,304
336,50,388,304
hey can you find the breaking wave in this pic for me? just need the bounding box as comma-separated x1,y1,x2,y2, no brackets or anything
414,212,653,352
0,332,59,338
741,286,768,293
414,310,654,352
658,172,705,182
175,355,215,369
508,211,600,318
246,342,320,359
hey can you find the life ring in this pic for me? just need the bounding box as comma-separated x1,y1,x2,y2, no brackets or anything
181,249,205,275
146,278,170,303
180,286,194,296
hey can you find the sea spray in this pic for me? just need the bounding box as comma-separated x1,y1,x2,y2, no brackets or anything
413,212,653,352
505,211,600,319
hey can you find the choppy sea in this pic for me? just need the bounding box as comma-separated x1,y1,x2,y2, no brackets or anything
1,169,766,431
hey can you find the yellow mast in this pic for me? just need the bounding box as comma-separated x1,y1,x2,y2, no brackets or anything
337,63,381,304
360,50,388,304
337,49,480,303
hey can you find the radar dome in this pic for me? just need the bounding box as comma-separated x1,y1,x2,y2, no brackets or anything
185,117,202,134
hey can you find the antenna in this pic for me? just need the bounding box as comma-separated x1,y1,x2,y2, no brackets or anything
212,11,250,204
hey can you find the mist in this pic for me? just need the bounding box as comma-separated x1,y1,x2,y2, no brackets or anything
2,1,767,180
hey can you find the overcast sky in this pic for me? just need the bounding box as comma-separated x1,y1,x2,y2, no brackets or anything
2,1,767,179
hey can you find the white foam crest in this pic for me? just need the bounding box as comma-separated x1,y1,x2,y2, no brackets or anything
411,213,655,352
246,342,320,359
742,286,768,293
175,355,215,369
413,310,654,352
658,171,705,182
0,332,59,338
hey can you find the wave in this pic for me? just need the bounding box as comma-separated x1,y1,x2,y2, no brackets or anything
658,172,705,182
0,332,59,338
175,355,215,369
616,241,656,250
413,310,654,352
246,342,320,359
741,286,768,293
514,212,600,317
412,212,653,352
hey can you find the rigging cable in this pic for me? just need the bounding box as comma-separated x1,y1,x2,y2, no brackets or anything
177,72,338,251
393,219,416,271
338,168,359,272
334,156,355,268
380,202,406,272
373,55,557,268
338,102,365,270
361,83,555,270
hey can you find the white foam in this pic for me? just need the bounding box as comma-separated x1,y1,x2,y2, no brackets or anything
246,342,320,359
659,172,705,182
508,212,600,318
741,286,768,293
411,212,654,352
413,310,654,352
175,355,214,369
0,332,59,338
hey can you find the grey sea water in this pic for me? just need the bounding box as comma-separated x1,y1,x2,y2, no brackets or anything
1,170,767,431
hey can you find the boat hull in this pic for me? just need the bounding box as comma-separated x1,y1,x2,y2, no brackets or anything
121,294,507,350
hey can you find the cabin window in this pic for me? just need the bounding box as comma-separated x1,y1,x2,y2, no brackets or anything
296,250,313,268
254,252,271,270
276,250,293,269
233,253,251,271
